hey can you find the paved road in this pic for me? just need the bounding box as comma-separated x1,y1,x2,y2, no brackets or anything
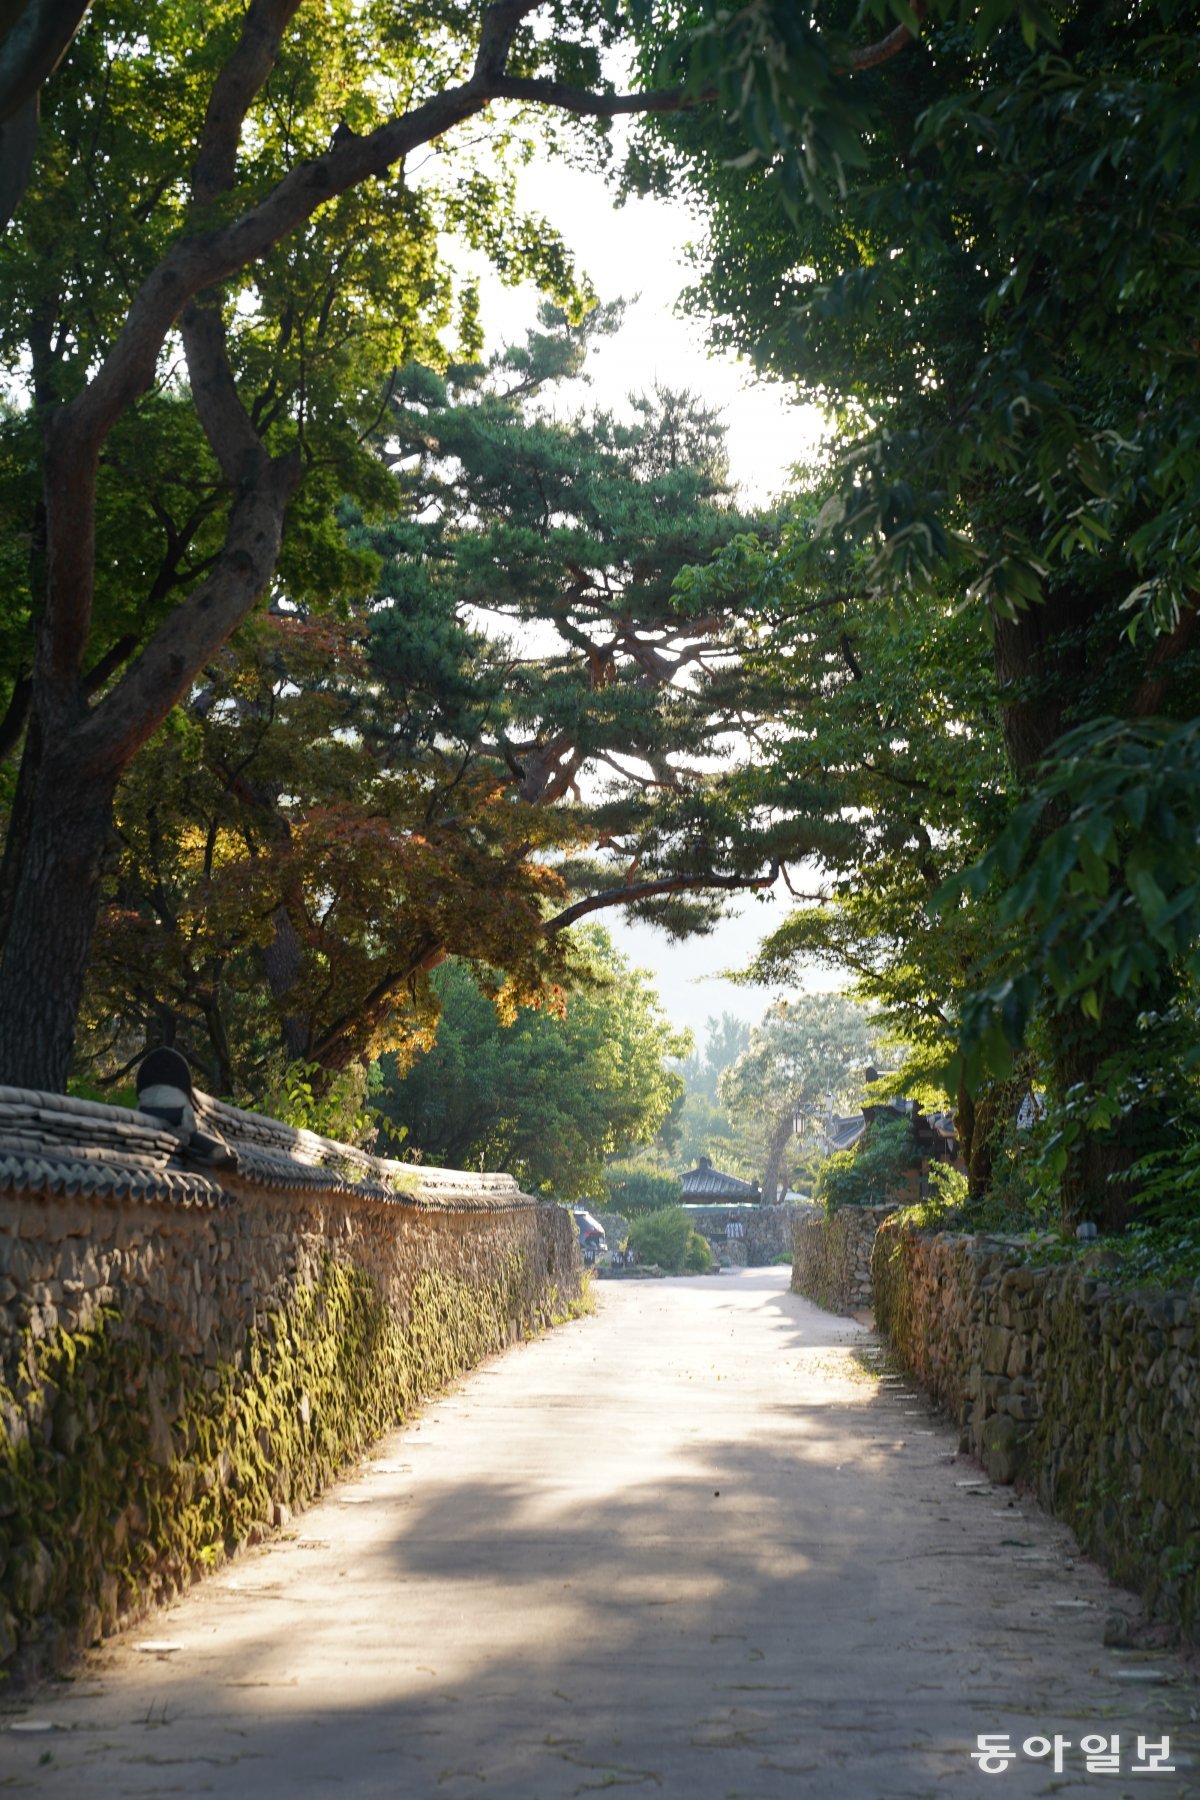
1,1270,1196,1799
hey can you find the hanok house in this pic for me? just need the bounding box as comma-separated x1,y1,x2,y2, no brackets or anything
680,1155,760,1204
809,1095,966,1205
680,1155,762,1267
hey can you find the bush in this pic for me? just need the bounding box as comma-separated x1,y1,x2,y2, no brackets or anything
895,1160,970,1231
628,1206,689,1269
685,1228,714,1273
814,1114,918,1213
603,1164,683,1216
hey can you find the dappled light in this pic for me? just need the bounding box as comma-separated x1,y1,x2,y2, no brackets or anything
5,1273,1189,1799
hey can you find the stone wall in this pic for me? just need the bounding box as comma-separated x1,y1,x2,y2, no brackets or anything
685,1202,807,1268
596,1204,804,1269
791,1204,897,1313
0,1085,580,1676
872,1220,1200,1638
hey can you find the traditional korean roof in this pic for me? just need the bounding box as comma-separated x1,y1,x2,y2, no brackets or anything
680,1156,758,1200
825,1113,867,1152
0,1080,535,1213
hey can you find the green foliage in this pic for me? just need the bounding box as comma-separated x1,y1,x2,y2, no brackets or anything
627,1,1200,1223
68,307,783,1099
685,1228,715,1273
814,1114,918,1214
364,309,783,939
719,993,878,1196
1111,1137,1200,1286
893,1160,969,1233
674,1013,752,1105
669,1090,741,1174
627,1205,711,1273
602,1164,684,1216
373,930,687,1201
3,0,732,1094
659,1012,749,1173
942,718,1200,1089
75,607,577,1098
258,1060,404,1152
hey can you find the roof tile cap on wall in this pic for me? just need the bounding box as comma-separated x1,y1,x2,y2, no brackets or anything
0,1084,537,1214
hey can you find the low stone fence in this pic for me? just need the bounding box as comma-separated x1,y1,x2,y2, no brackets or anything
0,1084,579,1675
872,1219,1200,1639
597,1203,805,1269
792,1204,897,1312
685,1202,807,1268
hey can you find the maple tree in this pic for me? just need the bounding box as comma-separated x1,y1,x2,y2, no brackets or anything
76,605,577,1097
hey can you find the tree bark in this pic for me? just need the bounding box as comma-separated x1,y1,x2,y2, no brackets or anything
760,1108,794,1205
991,590,1181,1230
0,747,116,1089
261,901,312,1064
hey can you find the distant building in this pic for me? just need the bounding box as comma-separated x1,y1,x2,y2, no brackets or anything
817,1112,867,1155
680,1155,760,1202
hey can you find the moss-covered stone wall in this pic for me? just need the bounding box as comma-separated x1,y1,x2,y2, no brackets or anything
791,1205,897,1313
872,1220,1200,1639
0,1179,579,1675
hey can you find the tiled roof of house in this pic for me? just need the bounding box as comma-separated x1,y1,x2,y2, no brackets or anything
825,1114,866,1152
681,1157,758,1200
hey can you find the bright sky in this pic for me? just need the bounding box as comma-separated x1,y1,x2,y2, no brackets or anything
455,135,835,1046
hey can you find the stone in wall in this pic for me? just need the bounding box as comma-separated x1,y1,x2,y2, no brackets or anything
872,1219,1200,1641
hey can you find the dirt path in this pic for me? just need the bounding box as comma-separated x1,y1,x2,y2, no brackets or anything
1,1270,1196,1798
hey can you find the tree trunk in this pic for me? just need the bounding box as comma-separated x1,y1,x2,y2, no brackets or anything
261,901,311,1064
1042,994,1165,1232
760,1109,793,1204
955,1075,979,1196
0,707,44,952
992,593,1175,1231
0,741,117,1090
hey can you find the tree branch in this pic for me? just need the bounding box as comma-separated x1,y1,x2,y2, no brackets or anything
0,673,31,762
79,450,300,773
847,4,925,73
191,0,304,207
545,864,780,935
181,298,263,481
0,0,93,123
484,76,707,117
1129,592,1199,717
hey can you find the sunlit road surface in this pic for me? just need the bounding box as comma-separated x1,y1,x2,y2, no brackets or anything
1,1269,1196,1799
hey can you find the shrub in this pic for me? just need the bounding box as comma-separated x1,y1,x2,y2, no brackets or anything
685,1229,714,1273
896,1160,970,1231
628,1205,693,1271
814,1114,918,1213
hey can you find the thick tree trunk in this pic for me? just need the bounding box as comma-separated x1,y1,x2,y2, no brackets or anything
760,1109,794,1204
0,741,117,1090
1042,995,1164,1232
261,901,311,1064
992,594,1173,1231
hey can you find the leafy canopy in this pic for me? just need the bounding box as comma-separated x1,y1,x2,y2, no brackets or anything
372,928,690,1200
